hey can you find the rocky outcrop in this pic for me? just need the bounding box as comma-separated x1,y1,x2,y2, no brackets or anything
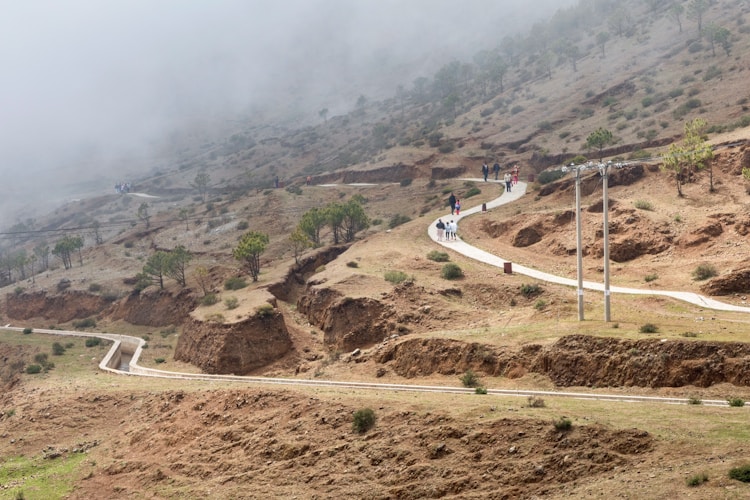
174,308,292,374
109,289,195,327
700,264,750,296
5,290,108,322
265,245,351,303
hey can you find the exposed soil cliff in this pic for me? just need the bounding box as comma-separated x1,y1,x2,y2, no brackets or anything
5,290,108,323
108,289,196,327
376,335,750,388
174,309,292,374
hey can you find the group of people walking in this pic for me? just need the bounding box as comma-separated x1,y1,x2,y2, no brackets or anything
482,162,520,190
436,219,458,241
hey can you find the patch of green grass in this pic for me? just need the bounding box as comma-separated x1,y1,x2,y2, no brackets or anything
224,277,247,290
426,251,450,262
729,464,750,482
692,263,717,281
727,397,745,407
0,453,87,499
634,200,653,211
639,323,659,334
644,274,658,283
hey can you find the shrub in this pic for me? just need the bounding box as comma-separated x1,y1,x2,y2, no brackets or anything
201,293,219,306
224,296,239,310
441,263,463,280
687,396,702,405
703,66,721,81
206,313,225,323
123,241,134,249
639,323,659,334
236,220,249,230
25,364,42,375
527,395,546,408
668,88,684,98
426,251,450,262
384,271,409,284
475,387,488,395
644,274,658,283
256,303,275,318
681,331,698,338
155,357,166,364
520,283,542,298
22,328,32,335
641,96,654,108
224,277,247,290
538,170,566,184
72,318,96,329
438,142,455,154
51,342,65,356
346,261,359,268
686,472,708,487
388,214,411,229
85,337,101,348
352,408,376,434
727,397,746,407
634,200,653,211
729,464,750,482
692,264,717,281
534,299,547,311
399,178,413,187
88,283,102,293
460,369,480,388
553,417,572,431
464,186,481,198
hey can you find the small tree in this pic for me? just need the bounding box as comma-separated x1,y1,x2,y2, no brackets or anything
142,251,172,289
165,245,192,287
193,265,211,296
191,171,211,203
178,208,190,230
137,202,151,229
586,128,614,162
596,31,611,58
669,3,684,33
289,228,312,264
233,231,269,282
687,0,710,37
342,198,370,242
298,207,327,246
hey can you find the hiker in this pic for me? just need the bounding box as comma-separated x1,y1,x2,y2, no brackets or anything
448,192,456,215
482,163,489,182
436,219,446,241
449,220,458,240
306,175,312,186
504,172,512,193
274,176,279,188
455,199,461,215
512,164,519,185
493,162,500,180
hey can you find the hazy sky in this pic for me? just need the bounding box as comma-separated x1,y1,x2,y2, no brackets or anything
0,0,575,224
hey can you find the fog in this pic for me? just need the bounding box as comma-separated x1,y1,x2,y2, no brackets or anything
0,0,576,226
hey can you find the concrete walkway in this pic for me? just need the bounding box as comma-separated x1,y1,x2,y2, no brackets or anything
429,179,750,314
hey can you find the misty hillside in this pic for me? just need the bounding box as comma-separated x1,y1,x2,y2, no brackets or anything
2,0,750,282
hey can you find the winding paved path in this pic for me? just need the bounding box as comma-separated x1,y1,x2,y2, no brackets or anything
428,179,750,313
5,182,749,407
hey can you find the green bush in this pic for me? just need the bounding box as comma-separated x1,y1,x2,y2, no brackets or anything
224,277,247,290
727,397,746,407
72,318,96,329
346,261,359,268
384,271,409,284
51,342,65,356
399,178,413,187
464,186,481,198
388,214,411,229
22,328,32,335
224,296,239,310
426,251,450,262
438,142,455,154
687,396,702,405
644,274,658,282
538,170,566,184
686,472,708,487
201,293,219,306
460,369,480,388
527,395,546,408
475,387,488,395
729,464,750,482
552,417,573,431
520,283,542,298
634,200,653,210
84,337,101,348
639,323,659,334
692,263,717,281
534,299,547,311
236,220,249,230
155,358,166,364
352,408,376,434
25,364,42,375
88,283,102,292
256,303,275,318
441,263,463,280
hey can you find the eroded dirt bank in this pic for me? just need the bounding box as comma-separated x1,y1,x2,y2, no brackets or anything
0,388,653,499
376,335,750,388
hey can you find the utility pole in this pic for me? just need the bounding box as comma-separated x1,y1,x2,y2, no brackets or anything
575,166,584,321
600,161,612,322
